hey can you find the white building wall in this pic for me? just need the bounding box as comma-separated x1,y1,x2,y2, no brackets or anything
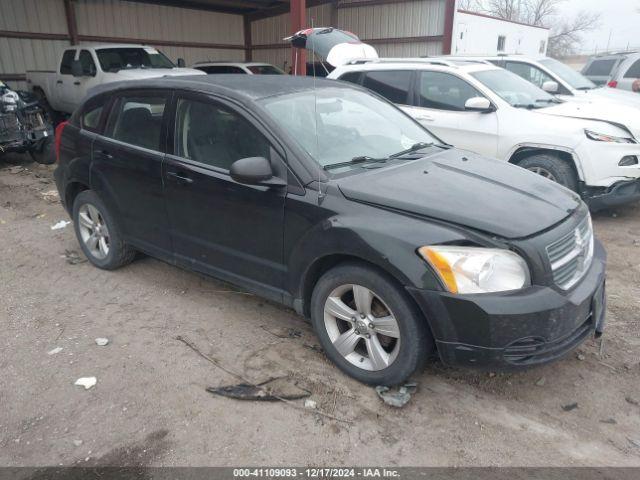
452,11,549,57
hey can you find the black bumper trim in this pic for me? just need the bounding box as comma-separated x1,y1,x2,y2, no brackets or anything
585,178,640,211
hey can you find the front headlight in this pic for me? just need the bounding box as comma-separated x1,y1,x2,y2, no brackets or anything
417,246,531,294
585,129,635,144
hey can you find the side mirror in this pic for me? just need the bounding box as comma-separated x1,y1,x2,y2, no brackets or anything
71,60,83,77
230,157,286,187
177,58,186,68
464,97,494,112
542,81,559,93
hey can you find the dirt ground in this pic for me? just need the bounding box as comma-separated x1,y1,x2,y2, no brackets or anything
1,154,639,468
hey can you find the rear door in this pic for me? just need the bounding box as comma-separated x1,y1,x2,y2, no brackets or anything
617,58,640,92
90,89,172,257
73,49,102,103
162,91,287,300
404,70,499,156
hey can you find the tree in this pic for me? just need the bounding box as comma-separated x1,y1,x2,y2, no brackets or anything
459,0,601,57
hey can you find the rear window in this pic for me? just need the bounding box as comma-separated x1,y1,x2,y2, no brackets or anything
361,70,412,104
60,50,76,75
196,65,246,74
624,59,640,78
584,59,618,76
246,65,284,75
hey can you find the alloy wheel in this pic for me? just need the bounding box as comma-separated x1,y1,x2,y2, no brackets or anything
323,284,401,371
527,166,557,182
77,203,110,260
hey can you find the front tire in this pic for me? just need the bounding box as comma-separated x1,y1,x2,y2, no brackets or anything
310,262,433,386
72,190,136,270
518,153,578,192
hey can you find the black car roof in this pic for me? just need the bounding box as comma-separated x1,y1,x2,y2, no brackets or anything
87,74,351,102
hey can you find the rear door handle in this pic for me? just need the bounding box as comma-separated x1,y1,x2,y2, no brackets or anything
97,149,113,159
166,171,194,185
416,115,434,122
74,81,81,85
56,80,63,84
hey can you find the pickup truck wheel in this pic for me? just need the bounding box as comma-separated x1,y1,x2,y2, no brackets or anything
518,154,578,192
72,191,136,270
28,137,55,165
310,262,433,386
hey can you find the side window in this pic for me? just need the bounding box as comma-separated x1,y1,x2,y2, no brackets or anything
337,72,362,85
497,36,506,52
106,95,167,151
362,70,412,104
60,50,76,75
505,62,554,88
174,98,270,171
418,71,483,111
624,59,640,78
81,102,105,132
79,50,97,76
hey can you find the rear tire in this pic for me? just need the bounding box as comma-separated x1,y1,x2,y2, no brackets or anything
72,190,136,270
28,136,55,165
310,262,433,386
518,153,578,192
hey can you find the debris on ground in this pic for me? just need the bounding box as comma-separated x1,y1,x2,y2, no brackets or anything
535,377,546,386
577,353,586,361
74,377,97,390
73,439,83,447
261,325,303,339
304,399,317,409
629,438,640,449
625,396,639,406
62,249,87,265
47,347,63,355
303,343,324,353
375,382,418,408
562,402,579,412
8,166,24,174
600,418,617,424
41,190,60,203
51,220,71,230
95,338,109,346
207,377,310,402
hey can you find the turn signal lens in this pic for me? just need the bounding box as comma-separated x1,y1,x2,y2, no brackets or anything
418,246,531,294
607,80,618,88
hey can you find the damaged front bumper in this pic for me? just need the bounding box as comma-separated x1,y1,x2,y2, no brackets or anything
583,178,640,211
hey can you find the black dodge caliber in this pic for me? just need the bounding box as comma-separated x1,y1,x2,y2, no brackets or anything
53,75,606,385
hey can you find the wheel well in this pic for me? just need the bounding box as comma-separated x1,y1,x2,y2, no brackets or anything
65,182,89,214
509,147,580,180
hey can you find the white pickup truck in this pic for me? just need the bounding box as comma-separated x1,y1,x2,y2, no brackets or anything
26,44,204,115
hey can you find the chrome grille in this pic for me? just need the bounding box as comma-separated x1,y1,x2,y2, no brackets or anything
547,215,594,290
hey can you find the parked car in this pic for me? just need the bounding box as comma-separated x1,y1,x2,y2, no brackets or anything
582,52,640,91
329,59,640,210
26,44,204,116
193,61,285,75
0,81,54,164
53,75,606,385
443,55,640,107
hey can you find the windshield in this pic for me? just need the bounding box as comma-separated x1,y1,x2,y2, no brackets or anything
471,68,557,109
259,87,439,169
539,58,595,90
96,47,175,72
247,65,284,75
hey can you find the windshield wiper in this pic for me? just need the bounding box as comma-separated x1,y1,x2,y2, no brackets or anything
324,155,387,170
388,142,434,158
576,86,594,91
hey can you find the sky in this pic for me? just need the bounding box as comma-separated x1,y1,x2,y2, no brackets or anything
557,0,640,53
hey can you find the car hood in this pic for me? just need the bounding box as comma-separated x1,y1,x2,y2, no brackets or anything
113,68,206,79
285,27,378,66
337,149,580,239
540,100,640,140
577,87,640,108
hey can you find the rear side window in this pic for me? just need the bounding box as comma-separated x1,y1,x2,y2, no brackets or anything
79,50,97,76
106,96,167,151
337,71,362,85
418,71,483,111
174,98,270,171
584,59,617,76
60,50,76,75
624,59,640,78
361,70,412,104
81,103,105,132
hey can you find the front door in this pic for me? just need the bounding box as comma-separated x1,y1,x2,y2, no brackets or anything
56,49,77,113
90,90,172,257
403,70,499,157
162,93,286,300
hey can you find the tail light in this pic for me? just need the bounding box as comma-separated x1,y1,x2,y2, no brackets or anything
607,80,618,88
54,121,68,163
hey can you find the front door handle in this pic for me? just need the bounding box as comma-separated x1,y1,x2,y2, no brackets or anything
166,171,194,185
97,149,113,159
416,115,434,122
74,81,81,85
56,80,63,84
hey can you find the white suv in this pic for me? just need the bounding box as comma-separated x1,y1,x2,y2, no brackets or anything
582,52,640,93
328,59,640,209
192,61,285,75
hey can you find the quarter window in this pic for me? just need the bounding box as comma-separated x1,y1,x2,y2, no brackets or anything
107,96,167,151
174,98,270,171
60,50,76,75
624,59,640,78
362,70,412,104
337,72,362,85
584,59,617,76
81,103,104,132
418,71,483,111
